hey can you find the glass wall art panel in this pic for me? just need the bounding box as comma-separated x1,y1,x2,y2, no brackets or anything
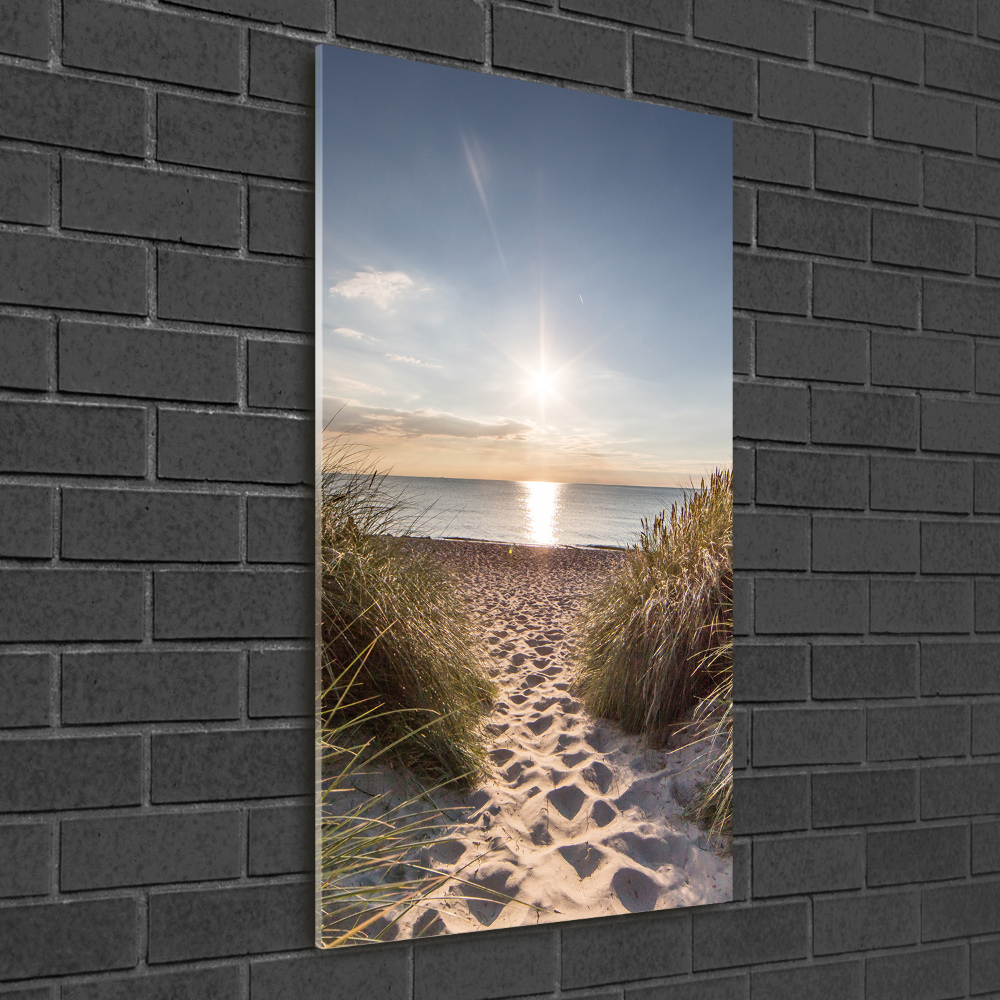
315,44,733,947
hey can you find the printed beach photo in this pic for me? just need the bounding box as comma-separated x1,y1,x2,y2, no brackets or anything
315,45,733,946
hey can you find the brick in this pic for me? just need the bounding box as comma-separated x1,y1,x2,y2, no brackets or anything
756,320,867,383
984,1,1000,40
732,773,809,834
924,881,1000,942
0,569,143,641
0,485,52,558
62,811,240,891
924,398,1000,454
149,882,312,962
733,512,808,570
159,249,311,332
338,0,483,62
980,225,1000,278
0,314,50,390
0,147,50,225
974,819,1000,873
757,448,867,509
812,388,917,449
0,0,49,58
0,64,144,155
922,761,1000,818
869,704,969,760
63,967,241,1000
754,833,863,897
751,961,862,1000
0,823,49,897
562,912,689,988
692,901,808,970
867,945,967,1000
561,0,687,33
733,253,808,315
626,975,747,1000
814,890,919,955
978,462,1000,513
872,331,972,391
816,136,921,204
154,569,313,639
873,210,973,275
251,949,409,1000
0,653,52,728
813,768,917,827
925,278,1000,337
922,641,1000,694
733,444,753,503
0,400,144,476
62,650,240,724
813,642,917,699
756,577,867,634
733,317,751,375
248,185,313,257
758,192,868,261
753,707,864,766
813,263,919,327
868,824,968,886
733,122,811,186
972,938,1000,996
249,340,313,410
734,575,750,636
158,410,311,484
249,647,313,718
978,342,1000,394
875,0,974,32
872,579,973,634
158,94,311,182
733,185,752,246
974,703,1000,754
63,158,240,248
813,516,918,572
760,62,869,135
732,842,749,902
977,579,1000,631
493,7,624,89
413,929,557,1000
152,728,312,803
62,488,239,562
634,35,754,113
925,156,1000,218
248,497,314,564
871,457,972,513
927,34,1000,100
249,803,312,874
0,231,146,314
733,708,748,770
60,321,238,403
815,8,921,82
733,383,807,443
64,0,239,92
0,898,138,979
924,522,1000,573
163,0,325,30
0,736,141,812
694,0,808,58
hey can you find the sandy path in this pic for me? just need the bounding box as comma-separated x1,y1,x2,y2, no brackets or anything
321,539,731,940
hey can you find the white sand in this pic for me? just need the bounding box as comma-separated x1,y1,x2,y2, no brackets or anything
321,539,731,940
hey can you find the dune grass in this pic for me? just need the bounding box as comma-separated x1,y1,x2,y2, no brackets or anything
319,438,496,788
572,467,733,839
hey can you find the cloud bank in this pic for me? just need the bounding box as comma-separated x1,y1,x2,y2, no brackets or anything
323,397,532,440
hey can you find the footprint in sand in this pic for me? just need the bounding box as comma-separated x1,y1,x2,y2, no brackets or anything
561,750,590,768
591,799,617,827
527,715,553,736
582,760,614,795
558,842,606,879
547,783,587,820
611,867,662,913
490,748,516,766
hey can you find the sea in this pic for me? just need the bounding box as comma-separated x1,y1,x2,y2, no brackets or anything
371,475,691,549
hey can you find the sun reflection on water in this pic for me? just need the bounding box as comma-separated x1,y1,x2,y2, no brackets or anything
518,480,563,545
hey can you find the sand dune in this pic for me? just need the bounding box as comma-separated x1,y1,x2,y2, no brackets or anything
321,539,731,940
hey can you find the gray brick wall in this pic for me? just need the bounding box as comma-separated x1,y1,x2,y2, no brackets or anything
2,0,999,996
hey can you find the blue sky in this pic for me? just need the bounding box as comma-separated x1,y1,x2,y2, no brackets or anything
318,46,732,488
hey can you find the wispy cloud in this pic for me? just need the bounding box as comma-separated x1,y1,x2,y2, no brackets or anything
462,133,507,273
329,270,415,310
333,326,377,343
385,352,440,368
324,397,533,440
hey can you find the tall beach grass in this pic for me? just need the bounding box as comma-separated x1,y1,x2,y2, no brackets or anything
573,467,733,839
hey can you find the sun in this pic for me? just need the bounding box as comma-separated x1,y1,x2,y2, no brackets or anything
530,369,555,398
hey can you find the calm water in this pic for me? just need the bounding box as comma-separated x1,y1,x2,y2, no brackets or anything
371,476,690,549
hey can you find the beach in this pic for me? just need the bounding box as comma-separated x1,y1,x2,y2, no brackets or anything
321,537,731,939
